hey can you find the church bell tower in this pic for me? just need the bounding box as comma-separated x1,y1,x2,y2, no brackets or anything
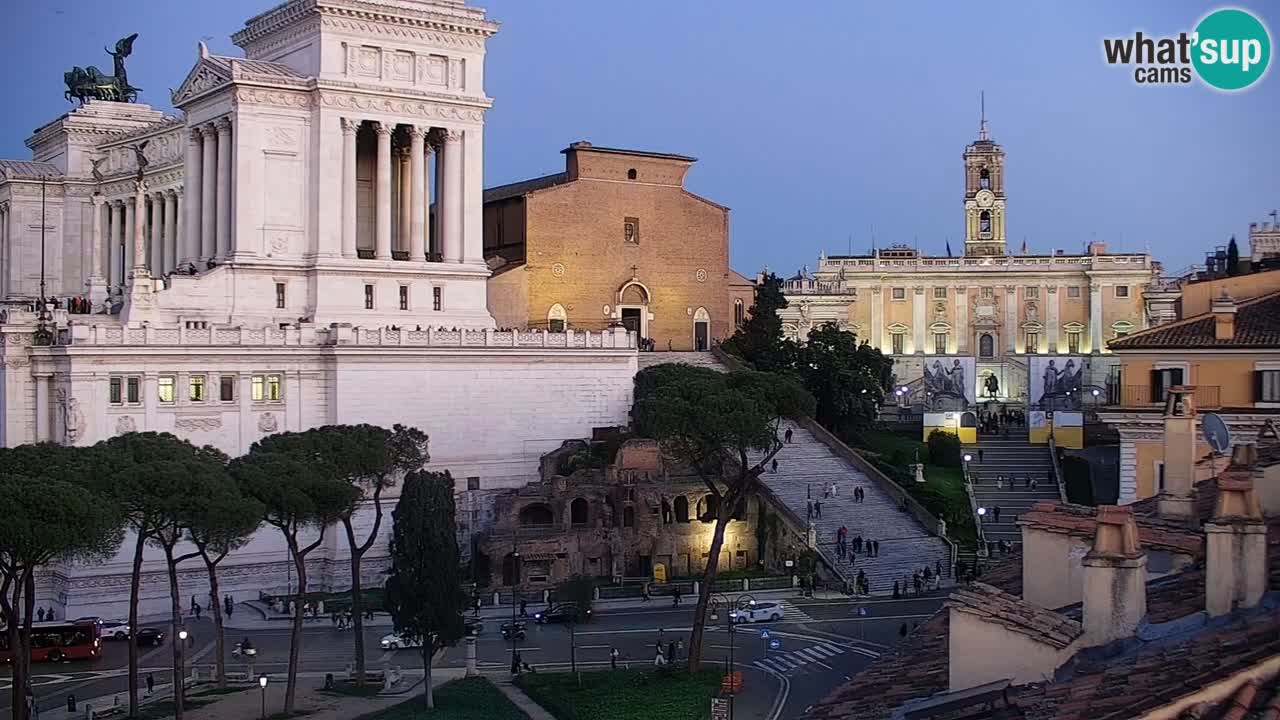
963,95,1007,256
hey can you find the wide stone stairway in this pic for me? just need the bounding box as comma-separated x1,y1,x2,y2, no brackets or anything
752,422,954,595
962,437,1061,549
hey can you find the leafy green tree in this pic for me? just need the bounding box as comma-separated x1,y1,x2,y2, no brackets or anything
384,471,467,709
230,443,360,714
796,324,894,434
0,444,121,720
96,434,229,720
260,424,429,686
926,430,962,469
187,483,262,689
721,272,797,373
632,365,814,671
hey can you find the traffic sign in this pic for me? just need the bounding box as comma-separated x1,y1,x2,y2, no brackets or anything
759,629,770,639
711,697,730,720
769,639,781,650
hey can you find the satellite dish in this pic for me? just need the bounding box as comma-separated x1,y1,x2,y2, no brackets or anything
1202,413,1231,455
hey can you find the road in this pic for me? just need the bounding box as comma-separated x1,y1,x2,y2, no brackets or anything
0,593,945,719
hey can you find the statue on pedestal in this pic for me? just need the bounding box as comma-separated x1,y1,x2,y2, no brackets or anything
64,34,142,105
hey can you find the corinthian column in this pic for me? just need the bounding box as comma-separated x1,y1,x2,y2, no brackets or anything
409,125,427,261
215,117,232,259
109,201,123,288
124,197,136,276
397,149,411,256
88,195,108,306
200,124,217,261
149,193,163,274
130,182,148,282
442,129,464,263
164,191,178,273
184,127,202,265
341,118,358,259
375,122,393,260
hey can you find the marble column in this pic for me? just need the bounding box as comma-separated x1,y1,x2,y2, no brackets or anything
131,182,147,278
1005,286,1018,354
200,124,217,261
462,126,484,264
163,191,178,273
397,149,411,256
955,287,968,354
149,194,163,274
340,118,358,259
869,285,883,351
124,198,136,276
442,129,464,263
912,286,926,354
432,134,444,259
109,202,123,288
1090,282,1103,353
184,127,203,265
0,205,8,297
34,374,50,443
374,122,393,260
409,125,427,261
215,117,232,259
88,196,106,288
1046,285,1059,353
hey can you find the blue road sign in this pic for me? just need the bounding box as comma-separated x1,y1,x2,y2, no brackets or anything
760,629,770,639
769,639,781,650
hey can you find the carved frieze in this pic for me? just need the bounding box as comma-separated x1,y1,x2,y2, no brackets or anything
115,415,136,434
319,92,483,123
233,88,314,109
258,412,279,434
174,416,222,432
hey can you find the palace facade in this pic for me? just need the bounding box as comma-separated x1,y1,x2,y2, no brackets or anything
779,120,1165,404
0,0,638,616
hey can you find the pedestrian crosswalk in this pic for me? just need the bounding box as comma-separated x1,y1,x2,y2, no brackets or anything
779,600,815,624
751,641,847,674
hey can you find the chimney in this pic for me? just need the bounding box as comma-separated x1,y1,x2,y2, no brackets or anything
1211,290,1237,341
1082,505,1147,647
1157,386,1197,522
1088,241,1108,256
1205,472,1267,617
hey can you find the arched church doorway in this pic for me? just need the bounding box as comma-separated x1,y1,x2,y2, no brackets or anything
617,280,651,340
693,307,710,351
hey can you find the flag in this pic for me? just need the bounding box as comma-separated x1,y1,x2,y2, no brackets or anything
946,240,952,257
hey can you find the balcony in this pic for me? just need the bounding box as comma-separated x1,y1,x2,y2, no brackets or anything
1107,385,1221,410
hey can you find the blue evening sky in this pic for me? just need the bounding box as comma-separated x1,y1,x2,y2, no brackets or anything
2,1,1276,276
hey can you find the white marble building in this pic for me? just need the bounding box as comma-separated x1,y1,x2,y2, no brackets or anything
0,0,639,616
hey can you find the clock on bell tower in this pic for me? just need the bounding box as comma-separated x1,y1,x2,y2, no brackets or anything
963,93,1007,257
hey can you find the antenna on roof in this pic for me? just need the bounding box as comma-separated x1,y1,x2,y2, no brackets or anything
978,90,989,141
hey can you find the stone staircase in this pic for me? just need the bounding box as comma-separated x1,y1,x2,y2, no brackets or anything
752,421,953,595
963,438,1061,548
637,351,728,372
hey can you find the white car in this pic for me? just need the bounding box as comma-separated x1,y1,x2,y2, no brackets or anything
77,617,130,640
380,632,422,650
729,601,784,624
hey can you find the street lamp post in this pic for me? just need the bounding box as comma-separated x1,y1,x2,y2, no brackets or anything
259,676,268,719
510,535,521,675
709,594,741,720
176,628,189,717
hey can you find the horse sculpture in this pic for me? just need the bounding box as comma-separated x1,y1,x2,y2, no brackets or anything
64,34,141,105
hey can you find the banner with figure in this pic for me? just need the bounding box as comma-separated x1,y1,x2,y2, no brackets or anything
1028,356,1085,411
918,356,976,409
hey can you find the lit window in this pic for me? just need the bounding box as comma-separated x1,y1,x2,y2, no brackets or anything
126,377,141,405
734,299,745,327
1025,332,1039,354
219,375,235,402
109,377,123,405
189,374,206,403
1114,285,1130,298
433,287,442,312
891,333,905,355
275,282,286,309
933,287,947,300
399,286,409,311
934,333,947,355
1027,287,1039,299
1067,332,1081,354
158,376,175,404
364,284,374,310
892,287,905,300
1068,286,1081,299
251,374,282,403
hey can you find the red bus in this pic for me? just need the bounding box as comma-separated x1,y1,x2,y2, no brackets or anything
0,620,102,663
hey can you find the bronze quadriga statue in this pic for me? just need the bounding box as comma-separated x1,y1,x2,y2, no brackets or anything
64,33,141,104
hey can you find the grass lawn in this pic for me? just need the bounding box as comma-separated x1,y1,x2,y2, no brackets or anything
351,678,528,720
517,668,722,720
132,686,251,719
851,430,978,548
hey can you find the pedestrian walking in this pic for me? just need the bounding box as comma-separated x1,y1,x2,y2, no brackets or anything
892,580,900,599
225,595,234,617
672,586,682,607
611,647,620,670
191,596,197,613
519,599,528,617
36,608,45,622
785,428,793,443
146,673,155,697
830,482,838,497
936,559,943,578
1031,478,1039,490
874,540,880,557
654,646,666,667
994,506,1002,523
642,584,652,603
771,458,778,474
512,650,522,676
814,500,822,519
807,499,814,520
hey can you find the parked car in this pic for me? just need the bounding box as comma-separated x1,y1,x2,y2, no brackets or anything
135,628,165,647
533,603,582,624
729,601,783,624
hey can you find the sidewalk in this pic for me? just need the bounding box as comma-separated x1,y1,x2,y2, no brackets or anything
491,677,556,720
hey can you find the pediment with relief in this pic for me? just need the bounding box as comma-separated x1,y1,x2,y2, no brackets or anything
171,58,232,106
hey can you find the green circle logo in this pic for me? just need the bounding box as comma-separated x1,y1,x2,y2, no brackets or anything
1193,8,1271,90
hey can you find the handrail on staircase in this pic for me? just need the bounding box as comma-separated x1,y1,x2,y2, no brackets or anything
962,458,988,552
1047,437,1069,505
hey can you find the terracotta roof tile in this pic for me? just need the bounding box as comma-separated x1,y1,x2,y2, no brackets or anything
947,583,1083,650
1109,290,1280,349
1018,501,1204,556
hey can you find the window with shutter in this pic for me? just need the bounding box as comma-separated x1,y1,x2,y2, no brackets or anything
1257,370,1280,402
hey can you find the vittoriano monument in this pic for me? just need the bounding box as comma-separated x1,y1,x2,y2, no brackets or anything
64,33,141,104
